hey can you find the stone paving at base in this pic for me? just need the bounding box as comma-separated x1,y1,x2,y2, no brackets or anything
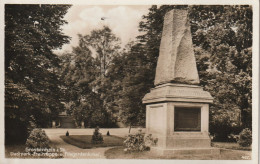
43,128,142,159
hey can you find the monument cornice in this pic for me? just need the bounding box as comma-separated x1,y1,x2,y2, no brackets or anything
143,83,213,104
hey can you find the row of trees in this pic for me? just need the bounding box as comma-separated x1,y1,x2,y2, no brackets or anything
5,5,252,143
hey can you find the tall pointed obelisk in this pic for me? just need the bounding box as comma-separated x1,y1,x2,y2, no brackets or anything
143,9,219,156
154,10,200,86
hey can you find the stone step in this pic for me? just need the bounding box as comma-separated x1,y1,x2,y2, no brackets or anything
59,116,76,128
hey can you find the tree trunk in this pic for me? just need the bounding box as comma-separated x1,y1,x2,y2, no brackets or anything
241,109,252,129
128,125,132,133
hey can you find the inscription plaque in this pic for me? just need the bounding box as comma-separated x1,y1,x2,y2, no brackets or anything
174,107,201,131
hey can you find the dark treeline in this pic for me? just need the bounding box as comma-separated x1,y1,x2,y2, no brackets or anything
5,4,71,144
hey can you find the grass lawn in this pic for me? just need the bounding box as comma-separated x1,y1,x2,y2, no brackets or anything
5,144,27,158
104,146,251,160
60,135,125,149
212,142,251,151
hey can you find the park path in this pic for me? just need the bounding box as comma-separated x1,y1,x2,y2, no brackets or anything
43,128,143,159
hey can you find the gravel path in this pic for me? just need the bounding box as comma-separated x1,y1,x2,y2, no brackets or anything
43,128,143,159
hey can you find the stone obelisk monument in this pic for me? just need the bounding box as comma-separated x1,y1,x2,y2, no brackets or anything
143,9,219,156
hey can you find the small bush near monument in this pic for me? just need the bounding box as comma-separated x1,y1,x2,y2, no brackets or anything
91,126,104,144
123,129,157,152
145,134,158,147
25,129,50,149
66,131,69,136
107,131,110,136
238,128,252,147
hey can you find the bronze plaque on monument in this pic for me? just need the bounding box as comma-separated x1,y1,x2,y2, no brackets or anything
174,107,201,131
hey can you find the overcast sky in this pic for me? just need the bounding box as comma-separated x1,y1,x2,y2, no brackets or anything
54,5,150,54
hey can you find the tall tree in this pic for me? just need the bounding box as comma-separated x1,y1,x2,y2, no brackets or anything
189,6,252,140
60,46,105,127
113,43,151,128
60,26,121,127
5,4,71,143
78,26,121,78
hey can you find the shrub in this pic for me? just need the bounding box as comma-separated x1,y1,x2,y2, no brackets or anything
107,131,110,136
91,126,103,144
237,128,252,147
144,134,158,148
123,129,157,152
66,131,69,136
25,128,50,149
209,110,242,141
228,133,239,142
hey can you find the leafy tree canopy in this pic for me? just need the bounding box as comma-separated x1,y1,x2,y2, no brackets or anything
5,4,71,143
60,26,120,128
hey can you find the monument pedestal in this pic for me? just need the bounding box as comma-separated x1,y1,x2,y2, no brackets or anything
142,9,220,157
143,83,220,156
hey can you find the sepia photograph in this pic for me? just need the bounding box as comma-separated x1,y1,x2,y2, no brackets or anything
0,0,259,163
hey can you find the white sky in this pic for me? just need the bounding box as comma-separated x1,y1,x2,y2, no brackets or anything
54,5,150,54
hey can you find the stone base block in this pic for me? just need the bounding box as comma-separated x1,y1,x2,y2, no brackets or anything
151,147,220,157
166,132,211,148
164,138,211,148
153,132,211,148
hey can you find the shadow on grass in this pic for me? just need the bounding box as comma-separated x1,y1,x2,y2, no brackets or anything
104,146,252,160
60,135,125,149
211,142,251,151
